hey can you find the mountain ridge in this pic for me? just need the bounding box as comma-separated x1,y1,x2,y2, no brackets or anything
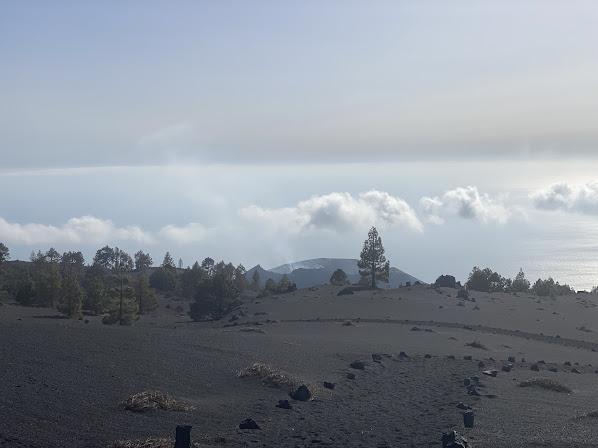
246,258,423,289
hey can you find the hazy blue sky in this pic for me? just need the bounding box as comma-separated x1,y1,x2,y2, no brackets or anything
2,1,598,288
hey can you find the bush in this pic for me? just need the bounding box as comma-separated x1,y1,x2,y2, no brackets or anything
330,269,349,286
531,277,575,297
465,267,508,293
189,273,239,321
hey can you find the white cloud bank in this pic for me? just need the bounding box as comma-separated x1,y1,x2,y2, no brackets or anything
240,191,423,233
531,181,598,214
419,186,511,224
0,216,154,246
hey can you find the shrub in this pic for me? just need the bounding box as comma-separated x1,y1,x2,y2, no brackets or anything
330,269,349,286
519,378,571,393
124,390,194,412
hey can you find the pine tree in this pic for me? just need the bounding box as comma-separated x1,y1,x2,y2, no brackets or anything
59,274,83,318
358,227,390,289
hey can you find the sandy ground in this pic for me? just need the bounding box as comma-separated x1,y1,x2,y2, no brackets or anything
2,285,598,447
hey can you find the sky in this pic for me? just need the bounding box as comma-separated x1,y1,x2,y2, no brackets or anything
2,1,598,288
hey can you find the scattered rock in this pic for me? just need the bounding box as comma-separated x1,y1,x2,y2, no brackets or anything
482,370,498,377
323,382,335,390
434,275,456,288
548,367,558,372
538,360,546,364
84,319,89,324
472,306,480,311
350,361,365,370
239,419,260,430
447,355,455,360
410,326,422,332
521,358,526,363
456,402,471,410
463,355,472,361
442,430,469,448
289,385,311,401
564,361,571,366
398,351,409,358
477,361,485,368
502,365,511,373
341,320,354,326
346,373,356,380
463,378,471,387
470,376,480,383
276,399,292,409
531,364,540,371
508,356,516,363
571,368,581,374
457,289,469,300
371,354,382,363
467,385,480,396
424,354,432,358
485,394,498,399
463,411,475,428
337,288,354,296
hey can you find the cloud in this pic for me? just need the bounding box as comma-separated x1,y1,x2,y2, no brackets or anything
159,223,209,244
531,181,598,214
419,186,510,224
239,191,423,233
0,216,154,246
137,122,199,159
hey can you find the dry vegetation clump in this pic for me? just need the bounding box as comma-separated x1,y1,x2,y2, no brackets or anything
465,341,487,350
124,391,194,412
110,438,174,448
240,327,266,333
238,363,301,391
519,378,572,393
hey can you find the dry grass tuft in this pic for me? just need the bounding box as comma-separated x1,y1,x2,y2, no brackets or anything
124,391,194,412
240,327,266,333
109,438,174,448
238,363,300,391
519,378,572,393
465,341,487,350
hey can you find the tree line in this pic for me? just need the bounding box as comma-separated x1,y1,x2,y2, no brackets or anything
0,242,297,323
464,266,576,297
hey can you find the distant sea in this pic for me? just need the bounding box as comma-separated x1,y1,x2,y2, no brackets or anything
517,239,598,292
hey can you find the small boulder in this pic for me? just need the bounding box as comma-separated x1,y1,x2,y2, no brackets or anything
456,289,469,300
482,370,498,377
447,355,456,360
530,364,539,371
464,378,471,387
410,326,422,332
350,361,365,370
372,354,382,363
276,399,292,409
442,431,469,448
342,320,354,326
239,419,260,430
502,365,511,373
323,381,335,390
564,361,571,366
572,368,582,374
548,366,558,372
463,411,475,428
399,351,409,358
467,385,480,396
463,355,472,361
289,385,311,401
434,275,456,288
478,361,485,368
346,372,356,380
337,288,355,296
456,402,471,410
508,356,516,363
424,354,432,358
